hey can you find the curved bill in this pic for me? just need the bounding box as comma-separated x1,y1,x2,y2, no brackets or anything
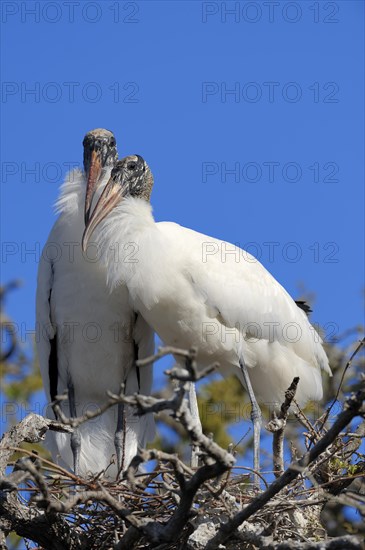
84,150,102,225
82,174,122,252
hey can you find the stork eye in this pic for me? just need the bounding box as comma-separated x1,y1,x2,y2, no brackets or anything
127,162,137,171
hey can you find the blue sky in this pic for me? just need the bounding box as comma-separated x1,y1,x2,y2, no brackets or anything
1,1,364,442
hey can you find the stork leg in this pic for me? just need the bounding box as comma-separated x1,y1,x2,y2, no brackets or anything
68,378,81,476
188,382,201,468
239,360,262,489
114,403,125,478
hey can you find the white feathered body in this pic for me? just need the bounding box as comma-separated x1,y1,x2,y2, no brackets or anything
36,170,155,478
96,198,331,409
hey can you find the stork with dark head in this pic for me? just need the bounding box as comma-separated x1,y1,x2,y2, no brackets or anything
83,128,117,224
83,155,331,487
36,133,155,478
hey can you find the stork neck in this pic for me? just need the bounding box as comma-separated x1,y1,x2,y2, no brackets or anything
95,196,156,292
113,196,155,238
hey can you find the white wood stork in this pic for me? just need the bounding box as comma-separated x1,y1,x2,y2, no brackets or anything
82,155,332,482
36,133,155,478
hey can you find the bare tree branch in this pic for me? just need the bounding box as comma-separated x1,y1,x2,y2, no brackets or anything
1,344,364,550
206,385,365,549
0,413,71,475
267,377,300,477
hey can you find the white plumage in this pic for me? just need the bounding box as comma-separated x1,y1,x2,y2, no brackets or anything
96,198,330,406
83,156,331,479
36,138,155,478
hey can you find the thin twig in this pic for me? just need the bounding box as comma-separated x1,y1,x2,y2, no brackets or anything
321,337,365,426
206,385,365,549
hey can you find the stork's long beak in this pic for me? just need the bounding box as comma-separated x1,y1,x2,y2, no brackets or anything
84,150,103,225
82,174,122,252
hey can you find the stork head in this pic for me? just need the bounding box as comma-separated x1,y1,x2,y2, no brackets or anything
83,128,118,225
82,155,153,251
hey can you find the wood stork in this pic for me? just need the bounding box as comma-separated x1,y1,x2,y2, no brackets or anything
36,133,155,478
82,155,332,481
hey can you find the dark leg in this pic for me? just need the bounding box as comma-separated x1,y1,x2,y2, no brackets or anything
68,377,81,476
188,382,201,468
114,403,125,477
239,360,262,489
